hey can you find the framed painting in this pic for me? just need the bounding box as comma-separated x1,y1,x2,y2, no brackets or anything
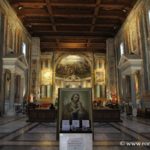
57,88,93,134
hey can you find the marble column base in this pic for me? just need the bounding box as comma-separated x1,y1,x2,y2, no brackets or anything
132,108,137,117
5,109,16,116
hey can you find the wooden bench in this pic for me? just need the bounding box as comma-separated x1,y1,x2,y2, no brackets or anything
93,109,121,122
137,108,150,118
27,109,56,122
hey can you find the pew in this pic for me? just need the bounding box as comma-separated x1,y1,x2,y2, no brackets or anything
27,109,56,122
93,108,121,122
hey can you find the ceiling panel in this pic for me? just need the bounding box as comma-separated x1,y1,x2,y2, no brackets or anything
9,0,138,53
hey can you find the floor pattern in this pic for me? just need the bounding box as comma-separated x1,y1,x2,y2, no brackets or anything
0,115,149,150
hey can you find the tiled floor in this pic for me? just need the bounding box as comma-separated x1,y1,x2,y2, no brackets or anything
0,115,149,150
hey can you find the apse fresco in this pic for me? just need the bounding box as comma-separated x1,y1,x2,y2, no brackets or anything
56,55,91,78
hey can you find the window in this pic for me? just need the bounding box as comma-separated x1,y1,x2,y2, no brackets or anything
22,42,26,56
120,42,124,56
148,10,150,24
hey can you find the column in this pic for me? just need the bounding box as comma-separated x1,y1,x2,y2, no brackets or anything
96,59,100,69
130,74,137,116
101,84,105,98
7,72,16,116
83,80,86,88
42,60,45,69
122,75,126,100
0,15,4,115
41,85,45,98
44,85,47,98
95,59,100,98
47,85,51,97
96,84,100,98
139,71,143,108
18,76,25,113
49,60,53,97
20,76,25,104
48,60,51,68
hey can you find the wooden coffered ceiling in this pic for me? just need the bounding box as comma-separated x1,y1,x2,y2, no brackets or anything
9,0,137,53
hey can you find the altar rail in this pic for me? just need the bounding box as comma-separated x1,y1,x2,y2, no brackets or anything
27,108,121,123
93,109,121,122
27,109,56,122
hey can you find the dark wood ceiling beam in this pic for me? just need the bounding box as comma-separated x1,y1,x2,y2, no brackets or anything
45,0,56,31
41,42,106,48
23,19,50,24
30,27,113,32
13,2,46,9
25,22,52,26
28,26,53,31
32,31,114,37
25,22,115,28
20,10,125,18
98,15,124,21
12,2,130,10
33,30,114,34
53,14,93,18
88,0,101,49
45,0,59,48
9,0,138,53
40,44,106,49
41,48,106,53
18,8,46,14
53,14,124,20
20,14,49,18
40,36,107,41
51,3,129,9
22,15,124,22
91,0,101,32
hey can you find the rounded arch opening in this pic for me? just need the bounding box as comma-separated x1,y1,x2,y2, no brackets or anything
54,54,93,99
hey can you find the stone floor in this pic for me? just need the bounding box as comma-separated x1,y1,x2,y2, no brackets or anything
0,115,150,150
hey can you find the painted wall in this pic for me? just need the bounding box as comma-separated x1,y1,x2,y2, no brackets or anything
0,0,32,114
114,0,150,102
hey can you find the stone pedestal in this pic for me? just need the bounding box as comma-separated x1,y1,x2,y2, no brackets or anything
132,107,137,117
6,73,16,116
130,74,137,117
59,133,93,150
6,109,15,116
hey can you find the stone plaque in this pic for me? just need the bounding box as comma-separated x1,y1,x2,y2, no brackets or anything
59,133,93,150
67,137,83,150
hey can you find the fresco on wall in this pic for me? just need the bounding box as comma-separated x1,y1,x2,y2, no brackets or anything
124,14,141,55
129,17,139,53
56,55,91,79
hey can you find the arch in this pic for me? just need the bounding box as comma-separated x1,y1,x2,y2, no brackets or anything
53,53,94,101
54,53,93,72
54,53,92,79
